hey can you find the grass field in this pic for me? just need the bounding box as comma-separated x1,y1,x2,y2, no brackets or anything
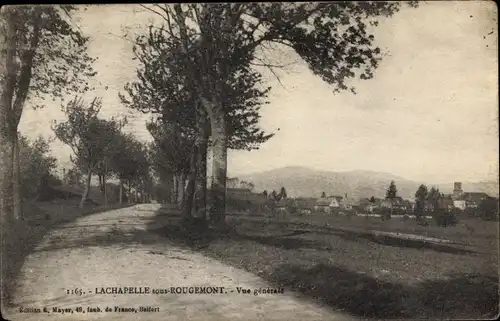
151,208,499,319
252,211,499,249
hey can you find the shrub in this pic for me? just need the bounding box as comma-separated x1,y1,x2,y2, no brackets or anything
416,216,429,226
380,208,392,221
286,204,298,215
433,210,458,227
478,197,499,221
381,213,391,221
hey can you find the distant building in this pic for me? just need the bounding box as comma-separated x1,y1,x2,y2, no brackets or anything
275,199,295,212
448,181,490,209
453,192,490,210
295,198,316,214
314,198,334,213
452,182,464,200
226,188,268,212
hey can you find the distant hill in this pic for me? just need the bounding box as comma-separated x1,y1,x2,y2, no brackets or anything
238,166,499,200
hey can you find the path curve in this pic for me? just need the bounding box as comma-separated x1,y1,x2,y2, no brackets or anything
4,204,354,321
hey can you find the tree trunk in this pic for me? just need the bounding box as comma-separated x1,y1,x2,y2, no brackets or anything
134,177,138,203
12,132,22,219
205,101,228,230
193,114,209,221
80,167,92,208
177,173,185,208
172,175,178,204
103,175,107,208
182,143,197,223
126,180,130,204
194,137,208,220
1,8,16,227
119,180,123,205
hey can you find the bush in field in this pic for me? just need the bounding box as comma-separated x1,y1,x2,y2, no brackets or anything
462,207,476,218
478,197,499,221
19,136,57,200
286,203,298,215
433,210,458,227
380,208,391,221
226,198,251,212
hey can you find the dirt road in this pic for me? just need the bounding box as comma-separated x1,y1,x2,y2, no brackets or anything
3,204,354,321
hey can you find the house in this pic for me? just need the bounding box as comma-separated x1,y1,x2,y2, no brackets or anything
380,200,393,209
226,188,268,212
358,198,378,213
339,197,355,210
314,198,332,213
295,198,316,214
421,199,455,212
275,199,294,212
400,200,415,211
364,203,377,213
453,192,490,210
438,199,455,211
328,195,343,208
313,197,340,213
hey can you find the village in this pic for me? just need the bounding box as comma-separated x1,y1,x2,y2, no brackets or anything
226,181,496,220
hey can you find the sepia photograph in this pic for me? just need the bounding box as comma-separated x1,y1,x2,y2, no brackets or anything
1,2,498,320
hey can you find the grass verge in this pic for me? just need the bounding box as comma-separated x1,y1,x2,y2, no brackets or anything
147,210,499,319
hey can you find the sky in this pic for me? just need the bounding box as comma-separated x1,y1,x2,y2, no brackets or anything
19,2,498,184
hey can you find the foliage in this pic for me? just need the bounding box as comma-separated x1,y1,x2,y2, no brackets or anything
427,187,441,211
63,166,84,187
286,202,298,215
321,192,327,198
121,2,418,222
120,23,274,151
153,183,171,203
147,120,192,177
414,184,428,217
280,187,287,199
51,96,126,173
109,131,149,184
18,135,57,199
1,5,96,120
433,210,458,227
385,181,397,200
369,196,376,203
477,197,499,221
239,180,255,191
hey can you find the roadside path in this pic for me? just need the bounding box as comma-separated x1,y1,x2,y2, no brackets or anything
4,204,354,321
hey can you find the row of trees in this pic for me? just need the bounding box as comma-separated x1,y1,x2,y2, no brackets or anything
263,187,287,201
227,177,255,191
118,3,417,229
1,2,418,229
51,97,152,208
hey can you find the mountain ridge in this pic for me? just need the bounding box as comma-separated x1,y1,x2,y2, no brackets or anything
236,166,499,200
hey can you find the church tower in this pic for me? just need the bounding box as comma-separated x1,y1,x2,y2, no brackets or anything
452,182,463,200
